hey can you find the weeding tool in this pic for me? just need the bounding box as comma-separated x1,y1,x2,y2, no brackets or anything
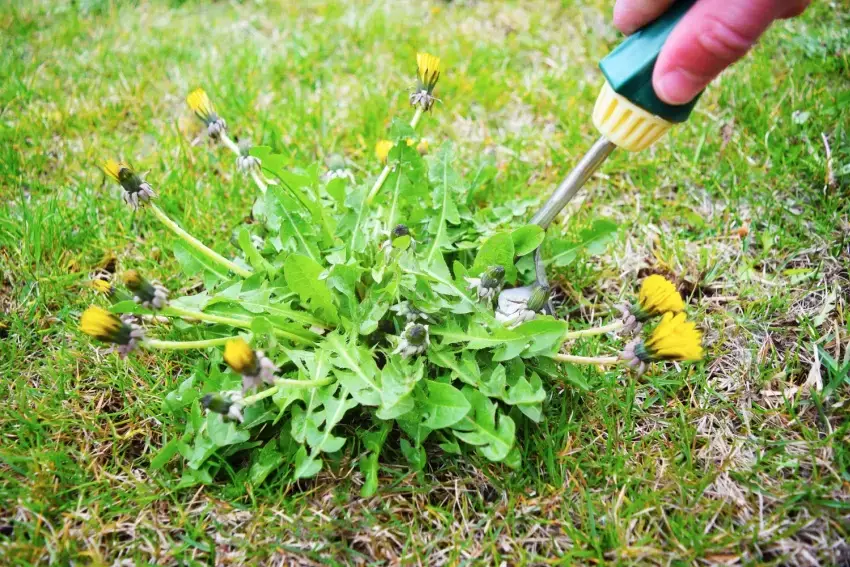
531,0,701,290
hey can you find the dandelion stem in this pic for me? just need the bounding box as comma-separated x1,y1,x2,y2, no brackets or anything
164,305,315,345
250,169,268,194
365,107,426,205
553,353,620,365
409,107,424,129
242,376,335,406
144,336,234,350
220,132,241,156
366,167,392,204
562,320,624,340
149,204,253,278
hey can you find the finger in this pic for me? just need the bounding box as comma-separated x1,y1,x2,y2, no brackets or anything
779,0,810,19
652,0,787,105
613,0,676,34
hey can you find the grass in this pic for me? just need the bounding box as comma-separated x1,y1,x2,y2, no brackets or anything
2,0,849,564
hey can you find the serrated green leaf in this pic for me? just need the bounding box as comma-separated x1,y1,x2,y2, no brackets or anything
423,143,460,263
163,375,197,413
563,365,591,392
376,358,421,420
546,219,618,267
238,228,273,274
207,413,250,447
150,438,181,470
511,225,545,256
421,380,471,429
451,388,515,462
284,254,339,324
471,232,516,282
325,333,382,406
172,240,230,286
293,446,322,479
266,185,323,262
427,348,481,387
249,442,284,486
400,438,426,471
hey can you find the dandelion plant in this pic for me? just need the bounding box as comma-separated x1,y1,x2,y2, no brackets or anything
79,52,704,492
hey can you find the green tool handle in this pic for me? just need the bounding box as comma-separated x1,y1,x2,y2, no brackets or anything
599,0,700,123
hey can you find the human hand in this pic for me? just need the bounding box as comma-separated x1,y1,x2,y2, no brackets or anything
612,0,810,105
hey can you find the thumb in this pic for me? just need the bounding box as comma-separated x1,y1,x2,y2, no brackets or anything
652,0,786,105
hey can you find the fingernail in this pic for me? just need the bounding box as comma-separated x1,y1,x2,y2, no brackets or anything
655,70,702,105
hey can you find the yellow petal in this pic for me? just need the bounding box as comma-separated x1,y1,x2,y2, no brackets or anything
638,275,684,316
102,159,126,182
416,52,441,88
375,139,393,164
80,305,121,340
186,88,215,121
90,280,113,294
645,312,703,361
224,338,257,374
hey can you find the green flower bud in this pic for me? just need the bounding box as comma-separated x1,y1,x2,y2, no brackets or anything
405,324,428,346
526,284,550,312
202,393,232,415
480,265,505,289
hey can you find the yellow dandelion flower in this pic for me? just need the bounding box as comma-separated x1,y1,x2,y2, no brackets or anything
639,275,684,316
122,270,169,310
80,306,123,341
411,52,442,111
101,160,157,209
416,52,441,92
644,312,703,361
620,312,703,374
416,138,429,155
223,338,278,391
187,88,227,138
90,279,114,295
187,88,216,123
375,140,394,164
224,338,257,375
102,159,125,182
80,306,144,357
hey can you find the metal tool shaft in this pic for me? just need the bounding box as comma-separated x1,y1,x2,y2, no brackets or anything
530,135,616,230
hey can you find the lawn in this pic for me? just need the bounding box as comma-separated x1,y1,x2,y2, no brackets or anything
1,0,849,565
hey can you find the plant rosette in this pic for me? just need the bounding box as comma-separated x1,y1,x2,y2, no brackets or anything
79,53,704,493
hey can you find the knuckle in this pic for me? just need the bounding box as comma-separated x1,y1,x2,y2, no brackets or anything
698,15,756,63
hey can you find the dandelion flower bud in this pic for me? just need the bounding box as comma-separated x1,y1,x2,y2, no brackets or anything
103,160,157,210
620,312,703,375
410,52,441,111
236,139,261,174
392,322,430,358
389,301,433,324
187,88,227,139
123,270,169,310
495,284,549,328
465,265,505,304
323,154,354,183
80,305,144,358
620,275,685,334
375,140,393,164
526,284,549,312
380,223,415,261
201,392,244,423
224,338,277,392
391,224,410,238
